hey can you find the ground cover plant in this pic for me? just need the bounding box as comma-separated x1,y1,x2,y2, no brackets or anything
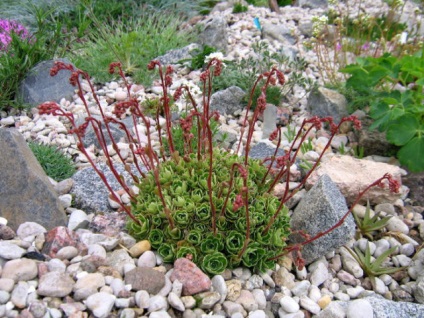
38,59,400,275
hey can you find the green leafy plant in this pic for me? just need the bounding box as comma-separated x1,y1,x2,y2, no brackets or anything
283,125,297,142
300,137,314,154
28,141,76,181
344,243,404,288
40,59,399,276
353,201,392,240
352,144,365,159
190,45,217,70
340,50,424,172
233,2,248,13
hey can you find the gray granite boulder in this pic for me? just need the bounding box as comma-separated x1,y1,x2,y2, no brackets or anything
71,163,145,213
247,141,285,161
210,86,246,116
199,16,228,53
290,174,355,264
0,128,67,231
17,58,76,107
307,86,349,124
262,22,297,45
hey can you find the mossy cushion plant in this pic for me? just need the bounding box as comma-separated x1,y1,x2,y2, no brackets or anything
28,141,76,181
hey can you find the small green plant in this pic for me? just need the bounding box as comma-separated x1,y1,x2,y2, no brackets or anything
338,143,346,155
283,125,297,142
353,201,392,240
340,50,424,172
190,45,217,70
300,137,313,154
28,141,76,181
233,2,248,13
352,145,365,159
344,243,404,288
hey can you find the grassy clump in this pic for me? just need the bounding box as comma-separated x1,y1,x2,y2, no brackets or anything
28,141,76,181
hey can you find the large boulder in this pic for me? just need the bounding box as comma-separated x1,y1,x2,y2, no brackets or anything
0,128,67,231
307,87,349,124
305,155,405,205
156,43,201,66
210,86,245,116
290,174,355,264
199,16,228,53
17,58,76,107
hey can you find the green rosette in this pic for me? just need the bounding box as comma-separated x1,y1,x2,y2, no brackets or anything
241,242,266,268
200,234,224,254
252,227,272,246
148,229,165,249
151,215,163,227
256,250,278,273
127,215,150,240
195,203,211,222
176,246,198,263
164,225,183,241
225,230,245,254
157,243,175,263
173,210,191,227
201,252,228,275
187,229,203,245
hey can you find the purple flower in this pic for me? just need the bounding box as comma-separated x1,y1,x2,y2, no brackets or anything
361,42,370,50
335,42,342,51
0,19,30,51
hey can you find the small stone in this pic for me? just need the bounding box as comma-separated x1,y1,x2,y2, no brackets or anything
346,299,373,318
170,258,211,296
0,278,15,292
212,275,227,303
0,241,26,259
11,281,29,308
148,295,168,312
236,290,258,312
59,194,73,208
181,296,196,309
252,289,266,310
386,217,409,234
310,262,329,287
226,280,242,302
129,240,151,257
279,296,299,313
125,267,165,294
37,272,74,297
137,250,156,267
68,210,90,231
135,290,149,309
168,292,185,311
2,259,38,282
73,273,105,300
56,246,79,260
299,295,321,314
317,295,331,309
85,292,116,318
291,281,311,297
198,291,221,309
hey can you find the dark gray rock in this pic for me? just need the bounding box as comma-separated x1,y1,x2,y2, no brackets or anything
402,171,424,206
246,141,285,162
71,163,145,213
307,86,349,124
0,128,67,231
290,174,355,264
79,115,135,148
294,0,328,9
199,16,228,52
17,58,76,107
210,86,246,116
156,43,201,66
262,22,297,45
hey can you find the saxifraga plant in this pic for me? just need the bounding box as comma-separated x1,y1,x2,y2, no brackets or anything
38,59,400,275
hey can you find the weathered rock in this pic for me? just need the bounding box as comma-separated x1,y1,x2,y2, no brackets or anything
307,87,349,124
306,155,404,205
41,226,80,258
210,86,246,116
17,58,76,107
291,174,355,264
294,0,328,9
199,16,228,52
246,141,285,161
157,43,201,65
1,258,38,282
402,171,424,206
125,267,166,294
0,128,67,231
170,258,212,296
262,22,296,45
37,271,74,297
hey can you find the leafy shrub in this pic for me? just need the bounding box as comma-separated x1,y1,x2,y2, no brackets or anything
28,141,76,181
39,59,399,276
340,50,424,172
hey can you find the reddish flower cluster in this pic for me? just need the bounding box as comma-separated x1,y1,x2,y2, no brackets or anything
200,69,210,82
50,61,74,77
256,91,267,114
113,100,135,118
180,115,193,133
173,86,184,101
276,69,285,85
276,154,289,168
147,60,160,70
238,165,247,179
68,121,89,136
38,102,62,116
379,173,401,193
269,128,279,141
165,65,173,87
233,194,245,212
109,62,122,74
